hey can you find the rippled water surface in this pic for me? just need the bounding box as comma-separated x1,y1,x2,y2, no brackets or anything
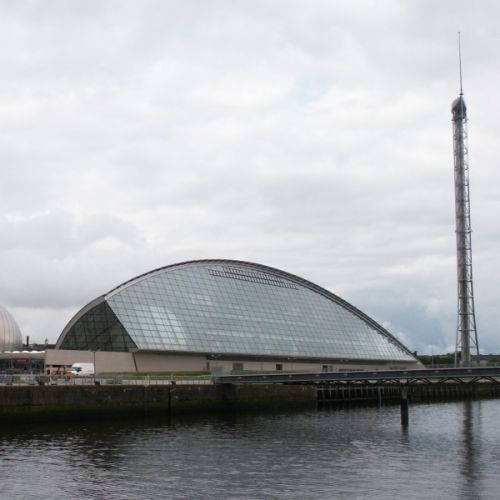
1,399,500,499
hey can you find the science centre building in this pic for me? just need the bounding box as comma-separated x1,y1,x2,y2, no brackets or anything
48,260,420,373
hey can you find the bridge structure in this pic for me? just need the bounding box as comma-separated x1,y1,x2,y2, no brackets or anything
214,366,500,386
215,367,500,425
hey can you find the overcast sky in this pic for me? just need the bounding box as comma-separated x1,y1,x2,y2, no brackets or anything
0,1,499,354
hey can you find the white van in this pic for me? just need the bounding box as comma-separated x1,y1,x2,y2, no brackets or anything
70,363,95,376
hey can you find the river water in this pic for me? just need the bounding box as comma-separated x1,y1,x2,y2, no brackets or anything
1,399,500,499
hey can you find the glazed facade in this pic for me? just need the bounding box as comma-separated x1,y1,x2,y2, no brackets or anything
57,260,416,363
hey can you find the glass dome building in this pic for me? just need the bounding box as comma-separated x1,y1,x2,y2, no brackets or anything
0,304,23,352
56,260,418,371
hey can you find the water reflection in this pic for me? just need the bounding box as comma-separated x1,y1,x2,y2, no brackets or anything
0,400,500,499
460,399,481,500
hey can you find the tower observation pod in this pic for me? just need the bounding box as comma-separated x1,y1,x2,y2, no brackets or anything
452,38,479,366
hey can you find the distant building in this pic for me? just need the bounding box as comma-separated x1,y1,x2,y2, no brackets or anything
0,304,22,352
50,260,420,373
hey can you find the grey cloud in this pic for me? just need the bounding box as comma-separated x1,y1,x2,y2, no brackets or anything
0,1,498,351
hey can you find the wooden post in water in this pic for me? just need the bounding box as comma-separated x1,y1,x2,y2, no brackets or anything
400,385,409,426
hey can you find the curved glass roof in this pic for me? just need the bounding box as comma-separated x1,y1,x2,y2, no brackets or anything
0,304,23,352
57,260,416,362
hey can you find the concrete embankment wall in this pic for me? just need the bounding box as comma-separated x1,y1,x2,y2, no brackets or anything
2,382,500,422
0,384,317,422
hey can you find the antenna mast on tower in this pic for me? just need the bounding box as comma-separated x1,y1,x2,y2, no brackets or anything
452,33,479,366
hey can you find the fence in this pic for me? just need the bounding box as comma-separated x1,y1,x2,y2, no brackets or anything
0,374,213,386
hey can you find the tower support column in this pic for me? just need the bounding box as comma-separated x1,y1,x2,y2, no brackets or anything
452,93,479,367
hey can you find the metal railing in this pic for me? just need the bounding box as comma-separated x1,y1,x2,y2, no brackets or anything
0,374,213,386
214,366,500,385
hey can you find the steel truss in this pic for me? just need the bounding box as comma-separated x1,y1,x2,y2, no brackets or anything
452,93,479,366
215,367,500,386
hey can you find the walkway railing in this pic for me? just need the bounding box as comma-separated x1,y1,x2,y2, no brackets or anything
0,374,213,386
214,366,500,385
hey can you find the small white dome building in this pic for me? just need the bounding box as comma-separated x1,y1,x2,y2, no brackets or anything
0,304,23,351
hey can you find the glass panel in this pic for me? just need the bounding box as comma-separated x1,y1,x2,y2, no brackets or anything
100,263,415,362
60,301,137,352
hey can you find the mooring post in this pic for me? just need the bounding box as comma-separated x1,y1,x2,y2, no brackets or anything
377,386,382,407
400,385,409,426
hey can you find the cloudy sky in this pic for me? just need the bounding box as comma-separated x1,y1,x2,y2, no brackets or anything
0,0,499,354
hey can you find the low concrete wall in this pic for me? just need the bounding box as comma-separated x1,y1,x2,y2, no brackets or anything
4,381,494,423
45,350,136,373
46,349,421,374
0,384,317,422
134,352,206,372
223,384,316,410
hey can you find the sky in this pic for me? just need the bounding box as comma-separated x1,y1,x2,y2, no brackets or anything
0,0,499,354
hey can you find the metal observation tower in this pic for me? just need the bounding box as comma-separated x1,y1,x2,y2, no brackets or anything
452,35,479,367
